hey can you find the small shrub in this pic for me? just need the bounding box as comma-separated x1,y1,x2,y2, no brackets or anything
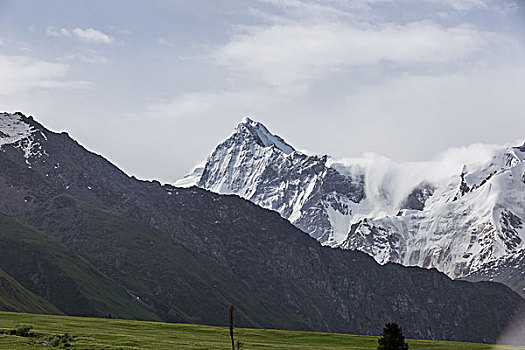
49,333,74,347
10,324,33,337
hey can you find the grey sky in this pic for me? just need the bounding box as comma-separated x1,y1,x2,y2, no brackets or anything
1,0,524,183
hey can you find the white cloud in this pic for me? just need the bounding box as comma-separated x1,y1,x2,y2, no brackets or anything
60,50,109,64
72,28,114,44
262,0,511,12
158,37,174,47
0,55,91,95
330,141,507,215
364,0,516,12
46,27,114,44
424,0,489,10
77,53,109,64
259,0,360,20
46,27,71,37
428,0,519,12
213,20,487,91
208,0,518,96
144,88,286,120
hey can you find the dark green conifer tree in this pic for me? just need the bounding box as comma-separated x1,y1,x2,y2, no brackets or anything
377,322,409,350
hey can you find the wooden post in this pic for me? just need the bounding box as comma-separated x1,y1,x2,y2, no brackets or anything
229,304,235,350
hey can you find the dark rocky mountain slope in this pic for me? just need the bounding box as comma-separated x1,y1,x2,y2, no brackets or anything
0,112,523,343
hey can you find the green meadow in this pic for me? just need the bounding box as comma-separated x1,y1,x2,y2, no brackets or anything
0,311,523,350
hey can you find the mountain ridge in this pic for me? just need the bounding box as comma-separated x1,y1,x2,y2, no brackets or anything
176,118,525,297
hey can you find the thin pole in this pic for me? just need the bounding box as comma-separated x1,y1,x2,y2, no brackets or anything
229,304,235,350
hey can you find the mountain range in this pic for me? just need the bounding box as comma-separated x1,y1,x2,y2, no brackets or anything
176,117,525,298
0,112,523,344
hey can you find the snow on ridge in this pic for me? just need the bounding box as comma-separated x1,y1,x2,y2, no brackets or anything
237,117,295,154
507,143,525,164
0,112,48,163
0,112,36,148
173,165,204,188
174,117,298,188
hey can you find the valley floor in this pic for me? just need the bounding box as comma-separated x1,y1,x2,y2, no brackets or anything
0,311,523,350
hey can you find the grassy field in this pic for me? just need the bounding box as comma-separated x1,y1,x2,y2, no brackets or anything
0,311,523,350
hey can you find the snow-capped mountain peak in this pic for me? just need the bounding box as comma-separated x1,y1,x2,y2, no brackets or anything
235,117,295,154
174,118,296,189
175,118,525,296
177,118,365,241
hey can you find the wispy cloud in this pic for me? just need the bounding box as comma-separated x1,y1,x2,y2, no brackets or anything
144,88,285,120
422,0,489,11
330,141,508,215
213,19,488,92
109,26,131,35
204,0,518,97
46,27,71,38
46,27,114,44
363,0,517,12
59,48,109,64
0,55,92,95
158,37,174,47
76,53,109,64
72,28,114,44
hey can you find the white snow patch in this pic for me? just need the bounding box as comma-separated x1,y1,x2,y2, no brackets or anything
173,164,204,188
325,203,352,242
0,113,48,163
0,113,36,148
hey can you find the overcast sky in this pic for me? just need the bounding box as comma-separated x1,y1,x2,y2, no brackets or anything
1,0,524,183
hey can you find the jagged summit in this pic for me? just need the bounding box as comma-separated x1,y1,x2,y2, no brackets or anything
240,116,255,124
235,117,295,154
173,118,296,188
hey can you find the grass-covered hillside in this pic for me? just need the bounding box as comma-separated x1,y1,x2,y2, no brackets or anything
0,311,524,350
0,211,158,321
0,269,62,315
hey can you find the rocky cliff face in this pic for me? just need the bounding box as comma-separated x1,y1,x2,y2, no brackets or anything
176,118,525,296
178,118,365,244
0,112,523,343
